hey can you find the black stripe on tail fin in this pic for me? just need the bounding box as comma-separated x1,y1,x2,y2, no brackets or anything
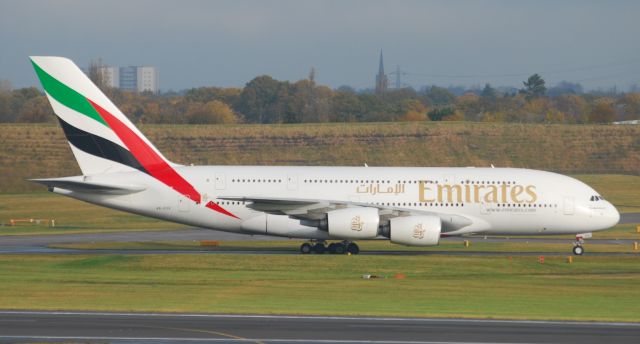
57,118,148,174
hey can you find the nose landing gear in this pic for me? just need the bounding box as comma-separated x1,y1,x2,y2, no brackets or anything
572,244,584,255
572,233,591,255
299,241,360,254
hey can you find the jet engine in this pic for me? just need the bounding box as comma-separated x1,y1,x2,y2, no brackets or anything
326,207,380,239
390,215,441,246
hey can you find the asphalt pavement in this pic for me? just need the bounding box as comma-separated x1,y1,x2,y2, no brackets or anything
0,311,638,344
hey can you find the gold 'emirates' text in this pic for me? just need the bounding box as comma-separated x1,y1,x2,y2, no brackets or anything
419,181,537,204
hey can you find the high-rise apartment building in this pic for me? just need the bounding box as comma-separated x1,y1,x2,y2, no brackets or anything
99,66,119,89
92,64,159,94
136,66,159,94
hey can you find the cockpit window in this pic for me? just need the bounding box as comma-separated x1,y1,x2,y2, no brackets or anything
590,195,604,201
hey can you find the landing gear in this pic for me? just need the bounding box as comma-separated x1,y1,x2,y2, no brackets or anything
300,243,312,254
299,241,359,254
313,243,326,254
572,235,586,255
346,242,360,255
573,244,584,256
328,243,345,254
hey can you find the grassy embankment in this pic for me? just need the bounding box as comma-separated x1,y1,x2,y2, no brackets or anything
2,122,639,193
0,253,638,322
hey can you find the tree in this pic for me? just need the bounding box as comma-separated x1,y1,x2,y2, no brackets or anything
619,93,640,121
555,94,589,123
589,98,616,123
184,87,241,107
17,96,53,122
331,91,364,122
238,75,286,123
186,100,238,124
88,58,108,92
423,86,456,106
521,97,554,123
456,92,481,120
0,93,12,122
428,107,455,121
481,83,496,99
522,74,546,99
398,99,428,121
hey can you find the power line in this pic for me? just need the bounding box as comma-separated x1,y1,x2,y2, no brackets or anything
398,58,640,80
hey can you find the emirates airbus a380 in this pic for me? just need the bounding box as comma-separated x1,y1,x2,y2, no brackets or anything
29,56,620,255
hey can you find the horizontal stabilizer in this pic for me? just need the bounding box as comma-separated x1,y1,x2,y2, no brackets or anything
30,176,146,195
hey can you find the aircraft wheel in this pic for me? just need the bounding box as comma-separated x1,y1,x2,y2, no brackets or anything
346,242,360,255
313,243,326,254
573,245,584,256
300,243,312,254
334,243,346,254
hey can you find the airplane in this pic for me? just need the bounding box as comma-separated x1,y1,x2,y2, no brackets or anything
28,56,620,255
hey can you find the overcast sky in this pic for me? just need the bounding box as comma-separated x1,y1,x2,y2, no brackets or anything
1,0,639,91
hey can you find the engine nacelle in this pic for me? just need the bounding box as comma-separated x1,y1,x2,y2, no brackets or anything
390,215,441,246
327,207,380,239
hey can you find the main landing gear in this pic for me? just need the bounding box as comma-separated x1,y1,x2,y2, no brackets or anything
299,241,360,255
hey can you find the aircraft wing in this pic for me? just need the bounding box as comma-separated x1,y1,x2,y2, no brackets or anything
219,196,481,234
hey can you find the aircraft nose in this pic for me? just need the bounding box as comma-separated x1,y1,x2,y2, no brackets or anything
605,202,620,227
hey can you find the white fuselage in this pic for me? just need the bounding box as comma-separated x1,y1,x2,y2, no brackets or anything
56,166,620,240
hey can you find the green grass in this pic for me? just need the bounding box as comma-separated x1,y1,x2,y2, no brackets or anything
50,239,640,254
0,193,184,236
0,253,638,322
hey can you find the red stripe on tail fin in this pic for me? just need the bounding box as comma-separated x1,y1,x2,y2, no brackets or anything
88,99,201,204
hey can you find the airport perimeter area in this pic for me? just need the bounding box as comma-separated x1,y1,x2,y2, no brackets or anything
0,159,639,344
0,174,639,323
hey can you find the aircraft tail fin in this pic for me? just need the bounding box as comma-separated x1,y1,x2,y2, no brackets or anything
31,56,204,204
30,56,172,176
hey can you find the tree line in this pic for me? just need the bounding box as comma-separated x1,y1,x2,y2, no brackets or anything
1,74,639,124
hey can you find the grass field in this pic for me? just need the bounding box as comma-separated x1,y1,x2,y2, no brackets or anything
51,238,640,254
1,122,639,193
0,253,638,322
0,193,183,236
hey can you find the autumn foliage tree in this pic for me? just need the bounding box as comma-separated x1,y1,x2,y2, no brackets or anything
589,98,616,123
1,70,637,125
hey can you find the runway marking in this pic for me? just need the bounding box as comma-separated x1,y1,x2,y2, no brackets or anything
142,325,266,344
0,336,540,344
0,310,638,327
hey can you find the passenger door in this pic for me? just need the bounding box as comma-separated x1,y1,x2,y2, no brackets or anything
563,197,575,215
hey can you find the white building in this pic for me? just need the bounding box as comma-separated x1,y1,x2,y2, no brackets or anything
99,66,119,89
136,66,159,94
119,66,159,94
90,63,159,94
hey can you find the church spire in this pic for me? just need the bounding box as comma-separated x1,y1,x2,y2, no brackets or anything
375,50,388,95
